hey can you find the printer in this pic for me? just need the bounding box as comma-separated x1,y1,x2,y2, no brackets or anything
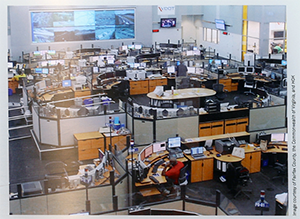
215,138,237,155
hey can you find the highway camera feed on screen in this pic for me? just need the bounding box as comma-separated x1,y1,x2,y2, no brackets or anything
31,9,135,43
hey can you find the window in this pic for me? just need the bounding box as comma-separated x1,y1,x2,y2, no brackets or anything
203,27,219,44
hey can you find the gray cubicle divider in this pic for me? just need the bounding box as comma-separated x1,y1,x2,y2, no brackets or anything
156,116,199,142
40,118,59,146
32,105,40,142
59,113,126,146
133,119,154,145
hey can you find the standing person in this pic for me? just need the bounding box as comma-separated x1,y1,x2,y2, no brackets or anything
176,60,188,89
199,45,205,59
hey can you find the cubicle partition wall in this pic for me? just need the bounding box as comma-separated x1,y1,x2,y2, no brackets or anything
248,104,287,142
156,116,199,142
32,104,126,147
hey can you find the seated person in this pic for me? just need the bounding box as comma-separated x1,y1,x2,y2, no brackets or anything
160,154,184,195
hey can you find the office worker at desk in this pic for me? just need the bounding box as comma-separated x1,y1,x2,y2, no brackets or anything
160,154,184,195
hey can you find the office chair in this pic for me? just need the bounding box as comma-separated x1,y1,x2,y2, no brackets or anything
272,162,287,185
178,164,189,186
178,77,190,89
112,80,129,101
226,163,252,199
244,74,256,95
44,161,69,192
213,83,227,100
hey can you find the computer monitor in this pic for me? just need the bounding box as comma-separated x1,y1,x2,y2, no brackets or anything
140,150,145,162
168,136,181,149
47,50,56,55
191,147,203,155
187,67,195,74
42,68,49,74
7,62,13,68
271,133,285,141
62,79,72,87
92,66,99,73
144,145,153,158
285,133,288,141
121,45,128,50
107,59,114,65
167,66,175,73
152,142,166,153
135,45,142,49
98,148,104,160
35,68,43,74
128,45,135,50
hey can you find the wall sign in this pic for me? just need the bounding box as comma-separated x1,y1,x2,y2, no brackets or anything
157,6,175,15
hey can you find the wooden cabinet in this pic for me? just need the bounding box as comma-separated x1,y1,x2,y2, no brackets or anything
225,119,237,133
199,122,212,137
236,117,249,132
130,80,148,95
191,158,214,183
211,120,224,135
199,120,224,137
241,151,261,173
231,80,239,92
219,78,231,92
74,132,104,161
148,78,168,92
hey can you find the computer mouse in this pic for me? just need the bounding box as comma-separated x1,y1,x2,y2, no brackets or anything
216,154,221,157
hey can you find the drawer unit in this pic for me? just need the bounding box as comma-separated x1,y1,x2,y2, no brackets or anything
224,119,237,133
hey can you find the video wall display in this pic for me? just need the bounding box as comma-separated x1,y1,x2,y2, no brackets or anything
31,9,135,43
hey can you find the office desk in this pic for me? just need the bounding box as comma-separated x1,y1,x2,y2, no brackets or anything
147,88,216,108
133,151,188,187
262,145,288,154
37,88,74,102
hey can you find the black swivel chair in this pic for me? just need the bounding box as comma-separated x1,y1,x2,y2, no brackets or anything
226,163,252,199
213,83,227,100
178,77,190,89
112,80,129,101
178,164,189,186
44,161,69,192
244,74,257,95
272,162,287,184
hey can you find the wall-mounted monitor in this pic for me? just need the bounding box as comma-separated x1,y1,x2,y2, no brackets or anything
160,18,176,28
31,9,135,43
215,19,226,30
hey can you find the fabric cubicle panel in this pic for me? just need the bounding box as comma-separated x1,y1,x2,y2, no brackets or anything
248,105,286,132
155,116,198,142
59,113,126,146
133,119,154,145
32,106,40,142
40,118,59,146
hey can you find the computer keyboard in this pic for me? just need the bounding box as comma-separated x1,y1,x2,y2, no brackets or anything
149,176,159,184
152,159,165,173
269,141,287,145
176,152,184,159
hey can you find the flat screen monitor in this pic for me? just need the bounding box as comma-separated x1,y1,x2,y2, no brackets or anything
7,62,13,68
152,142,166,153
98,149,104,160
47,50,56,55
187,67,195,74
214,60,221,66
92,66,99,73
62,79,72,87
107,59,114,64
160,18,176,28
135,44,142,49
193,46,198,51
133,63,140,68
35,68,43,74
271,133,285,142
140,150,145,162
167,66,175,73
191,147,203,155
215,19,226,30
281,60,287,66
42,68,49,74
168,136,181,149
127,45,135,50
270,72,276,79
33,51,41,56
221,60,228,65
176,61,180,66
121,45,128,50
144,145,153,158
115,70,126,77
